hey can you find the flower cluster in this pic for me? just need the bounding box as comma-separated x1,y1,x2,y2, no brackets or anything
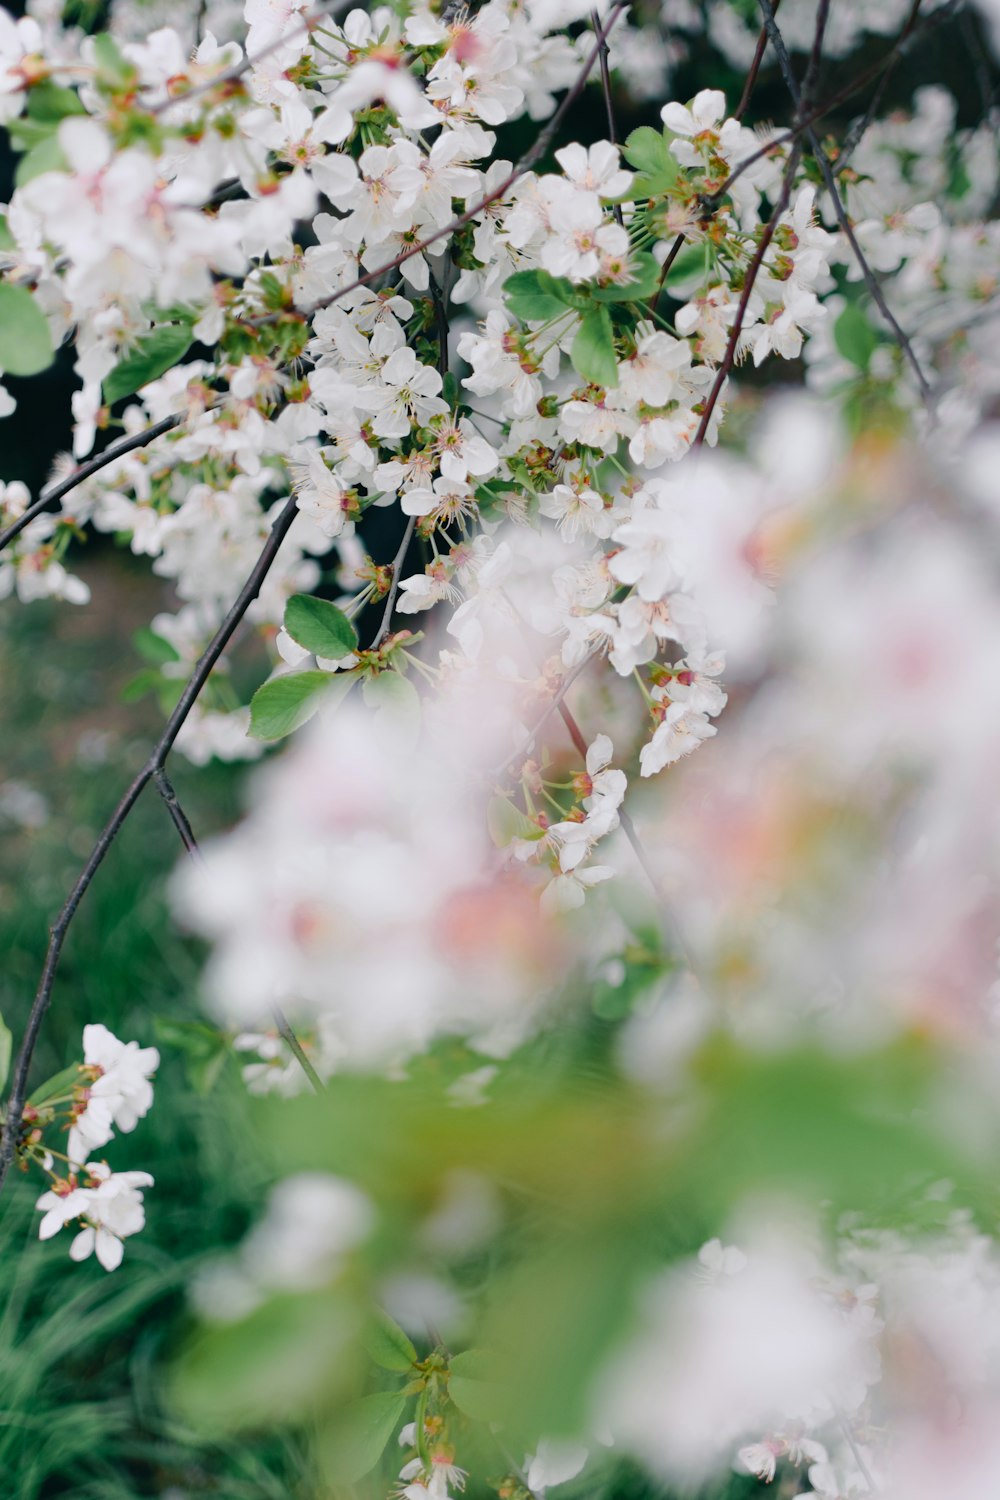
21,1025,157,1271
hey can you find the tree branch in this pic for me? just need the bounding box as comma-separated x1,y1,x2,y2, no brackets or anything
252,3,628,328
756,0,933,404
0,496,302,1192
591,8,624,228
692,145,803,449
0,413,182,558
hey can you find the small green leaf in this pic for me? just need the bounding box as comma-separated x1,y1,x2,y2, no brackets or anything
103,321,195,405
570,306,618,389
622,127,678,188
120,668,163,704
8,115,59,152
14,135,69,187
133,626,180,666
28,1064,81,1107
503,269,576,323
249,670,351,742
487,795,543,849
92,32,135,88
284,594,358,658
448,1349,504,1423
363,1309,418,1372
153,1018,229,1095
0,1014,11,1096
0,217,15,252
319,1391,407,1483
617,129,680,196
0,284,55,377
26,81,87,122
834,301,878,371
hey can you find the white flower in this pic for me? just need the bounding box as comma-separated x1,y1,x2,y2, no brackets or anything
356,347,448,440
553,140,632,200
68,1025,159,1167
639,702,717,776
37,1163,153,1272
609,499,687,603
540,863,614,914
539,483,612,540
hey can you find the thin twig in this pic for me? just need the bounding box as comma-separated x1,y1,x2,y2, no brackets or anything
0,497,302,1192
491,652,596,780
835,1408,877,1493
152,768,200,857
735,0,781,120
756,0,933,404
0,414,182,557
649,0,782,319
369,514,417,651
252,3,627,328
271,1007,325,1094
836,0,923,172
591,8,624,228
692,145,803,449
798,0,831,112
706,1,961,212
148,0,354,115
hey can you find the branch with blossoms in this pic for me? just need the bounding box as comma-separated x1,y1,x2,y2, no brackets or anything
2,0,1000,1494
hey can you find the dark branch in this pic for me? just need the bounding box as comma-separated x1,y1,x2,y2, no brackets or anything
756,0,933,404
0,413,182,558
0,496,302,1192
692,145,803,449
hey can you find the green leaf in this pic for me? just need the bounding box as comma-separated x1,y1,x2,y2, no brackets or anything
28,1064,81,1108
153,1018,229,1095
363,1310,418,1372
249,670,351,742
92,32,135,88
622,126,675,179
0,284,55,377
487,795,543,849
133,626,180,666
447,1349,505,1423
591,251,661,303
503,269,576,323
26,81,86,122
172,1291,354,1434
617,129,679,197
834,301,878,371
14,135,69,187
0,1013,11,1096
8,115,59,152
120,668,163,704
0,217,15,252
319,1390,407,1483
570,306,618,389
442,370,460,408
103,321,195,405
284,593,358,659
660,242,705,289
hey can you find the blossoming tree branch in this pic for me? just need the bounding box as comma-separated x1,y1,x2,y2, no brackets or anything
3,0,1000,1494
